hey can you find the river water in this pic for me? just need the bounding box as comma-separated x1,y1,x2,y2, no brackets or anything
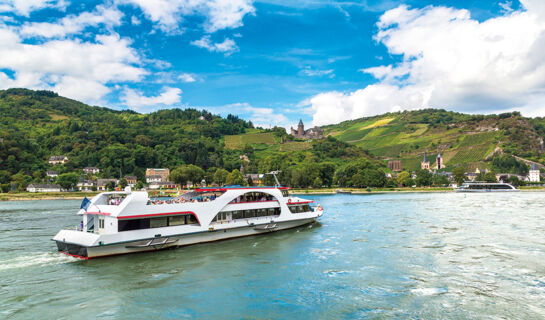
1,193,545,319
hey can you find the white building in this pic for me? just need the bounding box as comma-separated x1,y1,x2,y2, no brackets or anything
27,184,62,192
148,181,178,189
97,179,119,191
46,170,58,178
83,167,100,175
49,155,69,165
77,180,96,191
527,164,540,182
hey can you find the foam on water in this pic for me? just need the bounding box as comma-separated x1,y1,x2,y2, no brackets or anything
0,252,75,271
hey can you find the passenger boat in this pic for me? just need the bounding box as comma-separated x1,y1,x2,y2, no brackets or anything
52,184,323,259
455,182,519,192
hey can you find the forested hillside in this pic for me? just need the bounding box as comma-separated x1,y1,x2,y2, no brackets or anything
323,109,545,173
0,88,380,190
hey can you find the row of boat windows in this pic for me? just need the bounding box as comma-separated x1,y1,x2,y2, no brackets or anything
213,207,281,222
118,214,199,232
288,204,312,213
230,192,276,203
462,184,513,189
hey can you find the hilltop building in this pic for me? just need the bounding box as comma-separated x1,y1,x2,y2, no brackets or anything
421,152,430,170
528,164,540,182
388,160,402,172
49,155,68,165
46,170,58,178
145,168,170,183
290,119,324,140
124,176,137,187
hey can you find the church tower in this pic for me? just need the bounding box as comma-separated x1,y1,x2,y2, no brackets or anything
297,119,304,136
421,152,430,170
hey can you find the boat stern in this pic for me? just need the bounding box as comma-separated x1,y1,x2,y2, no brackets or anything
52,230,100,259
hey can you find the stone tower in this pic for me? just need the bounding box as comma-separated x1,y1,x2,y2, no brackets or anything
297,119,304,136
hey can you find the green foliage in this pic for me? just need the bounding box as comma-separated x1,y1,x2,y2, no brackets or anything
56,172,78,190
135,181,143,190
333,159,386,188
119,178,127,189
415,170,432,187
170,164,205,186
312,177,322,188
452,166,466,185
105,181,115,191
226,169,244,185
213,168,229,185
491,155,528,175
396,171,411,187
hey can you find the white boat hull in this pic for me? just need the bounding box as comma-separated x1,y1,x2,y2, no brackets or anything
56,217,317,258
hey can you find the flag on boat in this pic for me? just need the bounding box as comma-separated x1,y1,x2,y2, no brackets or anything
80,197,91,211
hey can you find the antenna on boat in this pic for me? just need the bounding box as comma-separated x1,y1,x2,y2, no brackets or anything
265,170,282,188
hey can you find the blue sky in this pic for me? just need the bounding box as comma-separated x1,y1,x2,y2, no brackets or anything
0,0,544,128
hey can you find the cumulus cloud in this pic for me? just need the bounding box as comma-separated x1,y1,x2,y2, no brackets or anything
20,5,123,38
178,73,196,83
191,36,238,54
208,102,291,128
307,0,545,126
118,0,255,33
0,24,147,103
0,0,68,16
122,86,182,110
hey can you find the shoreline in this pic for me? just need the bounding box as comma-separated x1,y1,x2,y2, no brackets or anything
1,186,544,201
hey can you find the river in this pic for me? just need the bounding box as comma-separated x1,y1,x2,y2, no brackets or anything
1,192,544,319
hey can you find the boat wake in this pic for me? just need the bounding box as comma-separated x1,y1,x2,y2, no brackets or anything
0,252,76,271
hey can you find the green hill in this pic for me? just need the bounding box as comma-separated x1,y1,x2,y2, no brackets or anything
322,109,545,171
0,88,376,190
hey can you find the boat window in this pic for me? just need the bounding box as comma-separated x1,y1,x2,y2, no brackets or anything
169,215,186,226
288,204,311,213
118,214,199,232
229,192,276,204
212,207,280,223
281,190,289,197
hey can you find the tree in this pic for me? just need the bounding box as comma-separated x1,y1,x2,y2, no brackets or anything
135,181,144,190
483,171,497,183
56,173,79,190
105,181,116,191
119,178,128,189
432,174,449,186
396,171,411,187
226,169,244,185
170,164,205,187
213,168,229,185
508,175,523,187
312,177,323,188
452,166,466,186
415,169,432,186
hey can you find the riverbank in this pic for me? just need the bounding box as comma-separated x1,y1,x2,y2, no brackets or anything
1,186,543,201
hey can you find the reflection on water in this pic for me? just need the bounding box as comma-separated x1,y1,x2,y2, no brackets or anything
1,193,545,319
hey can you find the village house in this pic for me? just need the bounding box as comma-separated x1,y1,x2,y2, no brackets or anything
527,164,541,182
83,167,100,175
49,155,69,165
46,170,58,178
27,184,62,192
145,168,170,183
77,180,96,191
124,175,137,187
97,179,119,191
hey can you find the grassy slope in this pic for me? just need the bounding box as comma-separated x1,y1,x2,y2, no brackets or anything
321,110,540,171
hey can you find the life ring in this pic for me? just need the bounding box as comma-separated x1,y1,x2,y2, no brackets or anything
288,198,292,203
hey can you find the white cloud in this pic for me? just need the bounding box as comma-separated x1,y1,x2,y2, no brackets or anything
191,36,238,54
0,25,147,103
178,73,196,83
0,0,68,16
118,0,255,33
20,5,123,38
307,0,545,126
122,86,182,110
301,66,334,77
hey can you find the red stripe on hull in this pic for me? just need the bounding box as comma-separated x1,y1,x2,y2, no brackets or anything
59,250,89,260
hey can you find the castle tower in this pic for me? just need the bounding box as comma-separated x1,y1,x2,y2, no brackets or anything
297,119,304,136
436,154,443,169
421,152,430,170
